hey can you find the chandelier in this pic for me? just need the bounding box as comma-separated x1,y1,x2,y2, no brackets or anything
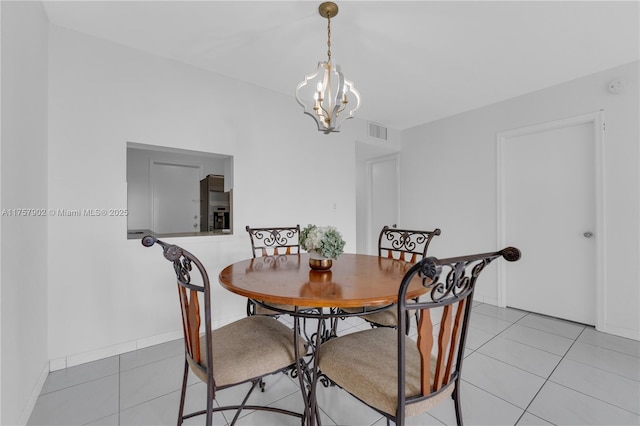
295,2,361,134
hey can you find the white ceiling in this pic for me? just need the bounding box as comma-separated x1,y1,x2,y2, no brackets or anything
42,1,639,130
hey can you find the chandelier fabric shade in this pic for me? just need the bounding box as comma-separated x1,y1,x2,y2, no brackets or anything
295,2,361,134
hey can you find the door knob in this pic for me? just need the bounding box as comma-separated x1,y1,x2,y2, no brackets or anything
583,232,594,238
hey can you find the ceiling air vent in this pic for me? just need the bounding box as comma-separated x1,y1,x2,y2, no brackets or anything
368,122,388,141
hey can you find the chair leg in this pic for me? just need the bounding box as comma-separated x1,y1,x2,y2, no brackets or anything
177,360,189,426
229,379,262,425
453,381,463,426
206,377,214,426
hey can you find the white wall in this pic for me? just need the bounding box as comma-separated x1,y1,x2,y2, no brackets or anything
400,61,640,340
47,24,363,366
0,1,49,424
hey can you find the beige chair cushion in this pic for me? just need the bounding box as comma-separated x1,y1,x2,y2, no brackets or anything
189,315,307,388
318,328,454,417
342,306,399,327
255,301,296,316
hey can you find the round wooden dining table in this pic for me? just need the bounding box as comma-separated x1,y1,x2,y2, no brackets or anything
218,252,428,426
218,252,427,310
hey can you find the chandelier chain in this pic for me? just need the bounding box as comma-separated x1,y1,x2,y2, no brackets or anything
326,14,332,63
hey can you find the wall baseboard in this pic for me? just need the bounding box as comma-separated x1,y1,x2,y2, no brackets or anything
476,294,639,342
601,323,640,342
49,329,182,372
473,295,499,306
17,362,49,425
48,314,245,372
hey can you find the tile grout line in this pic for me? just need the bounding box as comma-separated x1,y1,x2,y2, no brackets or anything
543,335,640,417
574,336,640,360
515,326,587,425
562,346,640,383
466,310,533,425
446,309,532,425
512,320,640,415
512,321,584,341
38,371,121,397
452,379,524,425
460,307,525,362
468,309,528,355
469,310,565,425
493,316,583,359
460,309,637,425
473,312,576,380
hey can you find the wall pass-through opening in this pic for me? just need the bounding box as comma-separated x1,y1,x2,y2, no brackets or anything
126,142,234,238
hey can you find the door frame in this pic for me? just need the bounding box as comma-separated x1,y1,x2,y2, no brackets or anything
496,110,605,330
366,154,400,255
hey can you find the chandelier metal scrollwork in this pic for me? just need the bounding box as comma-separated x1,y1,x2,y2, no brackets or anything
295,2,361,134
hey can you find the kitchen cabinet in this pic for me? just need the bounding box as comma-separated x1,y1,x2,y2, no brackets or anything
200,175,231,232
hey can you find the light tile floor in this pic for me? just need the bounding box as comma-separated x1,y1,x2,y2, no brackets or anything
28,303,640,425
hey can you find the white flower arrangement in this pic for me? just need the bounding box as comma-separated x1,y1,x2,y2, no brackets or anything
300,224,346,260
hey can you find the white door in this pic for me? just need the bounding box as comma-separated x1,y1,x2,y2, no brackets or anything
152,162,201,234
368,155,399,255
500,115,602,325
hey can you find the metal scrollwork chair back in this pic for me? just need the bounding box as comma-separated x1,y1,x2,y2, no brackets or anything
246,225,301,257
245,225,300,316
378,225,441,262
350,226,442,331
319,246,521,426
142,235,305,426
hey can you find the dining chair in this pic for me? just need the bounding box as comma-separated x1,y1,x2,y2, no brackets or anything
245,225,300,316
319,246,521,426
344,226,441,331
142,235,306,426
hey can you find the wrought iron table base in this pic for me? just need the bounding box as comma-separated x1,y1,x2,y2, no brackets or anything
252,301,394,426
